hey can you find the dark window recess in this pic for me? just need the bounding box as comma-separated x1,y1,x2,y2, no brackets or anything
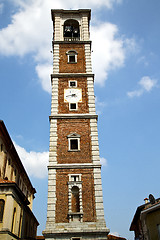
70,139,78,150
0,200,5,222
69,55,76,63
70,81,76,87
71,186,80,212
70,103,76,110
64,19,80,39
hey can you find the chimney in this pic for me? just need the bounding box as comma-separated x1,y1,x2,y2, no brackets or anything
144,198,149,204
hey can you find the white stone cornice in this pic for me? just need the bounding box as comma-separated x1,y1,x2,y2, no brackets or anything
48,163,101,169
49,113,98,119
51,73,94,79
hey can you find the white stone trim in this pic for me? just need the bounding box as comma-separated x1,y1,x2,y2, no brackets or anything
53,44,59,73
49,119,57,165
48,163,101,169
81,16,90,41
51,78,58,114
85,44,92,73
68,175,83,222
87,77,96,114
54,16,61,41
46,118,57,226
46,169,56,225
93,167,106,222
89,119,106,222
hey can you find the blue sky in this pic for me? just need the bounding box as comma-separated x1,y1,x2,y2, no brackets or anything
0,0,160,239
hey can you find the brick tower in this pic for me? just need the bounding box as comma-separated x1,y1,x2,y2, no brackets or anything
43,9,109,240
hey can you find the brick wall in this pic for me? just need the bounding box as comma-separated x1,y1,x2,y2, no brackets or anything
58,77,89,114
55,169,96,223
57,119,92,164
59,43,86,73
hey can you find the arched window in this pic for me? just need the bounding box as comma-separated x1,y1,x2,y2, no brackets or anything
66,50,78,63
0,199,5,222
71,186,80,212
64,19,80,41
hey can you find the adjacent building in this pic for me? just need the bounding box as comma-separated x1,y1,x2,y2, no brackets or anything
0,120,39,240
43,9,109,240
130,195,160,240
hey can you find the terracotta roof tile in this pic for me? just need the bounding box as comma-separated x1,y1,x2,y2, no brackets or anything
0,178,15,183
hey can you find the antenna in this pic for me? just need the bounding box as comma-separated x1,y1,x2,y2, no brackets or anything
149,194,156,204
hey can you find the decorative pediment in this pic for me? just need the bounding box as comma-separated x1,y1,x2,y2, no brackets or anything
67,133,81,138
66,50,78,55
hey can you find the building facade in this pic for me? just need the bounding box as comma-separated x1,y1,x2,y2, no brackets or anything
130,195,160,240
0,120,39,240
43,9,109,240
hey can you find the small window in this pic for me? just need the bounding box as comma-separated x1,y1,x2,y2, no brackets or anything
67,133,80,151
11,208,16,233
69,138,80,151
69,80,77,87
69,174,81,182
69,55,75,63
69,103,77,111
71,175,79,182
70,139,78,150
66,50,78,63
0,200,5,222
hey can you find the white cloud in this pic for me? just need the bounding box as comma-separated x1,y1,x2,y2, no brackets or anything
0,0,131,92
14,142,48,179
36,64,52,93
127,76,157,98
100,157,108,166
139,76,157,92
127,89,143,98
91,23,125,86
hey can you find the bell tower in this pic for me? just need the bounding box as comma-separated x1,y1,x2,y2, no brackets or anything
43,9,109,240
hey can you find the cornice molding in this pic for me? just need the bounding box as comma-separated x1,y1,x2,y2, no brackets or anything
49,114,98,120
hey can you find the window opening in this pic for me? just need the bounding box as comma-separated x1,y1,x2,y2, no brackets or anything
0,200,5,222
70,139,78,150
11,207,16,233
64,19,80,41
71,186,80,212
69,81,77,87
69,55,75,63
67,133,80,151
71,175,80,182
67,50,78,63
69,103,77,110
